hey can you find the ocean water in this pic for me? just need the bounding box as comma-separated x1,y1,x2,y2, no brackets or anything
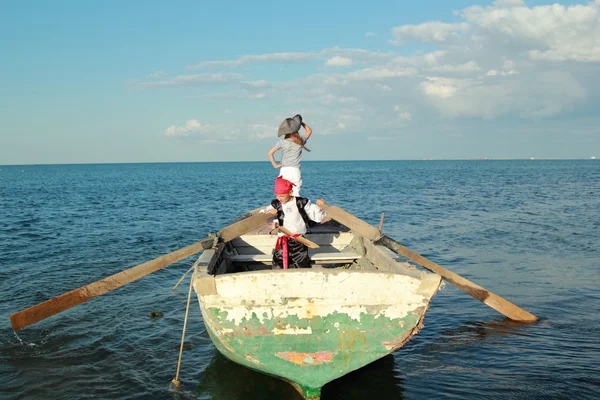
0,160,599,400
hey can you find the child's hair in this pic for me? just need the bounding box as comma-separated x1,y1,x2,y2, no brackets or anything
285,132,304,146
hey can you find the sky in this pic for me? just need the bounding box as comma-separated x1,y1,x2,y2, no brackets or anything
0,0,599,164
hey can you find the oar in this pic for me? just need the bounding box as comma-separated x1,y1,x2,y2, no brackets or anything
10,212,271,331
277,226,320,248
321,204,539,322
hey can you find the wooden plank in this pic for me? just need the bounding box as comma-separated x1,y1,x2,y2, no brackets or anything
220,213,271,242
231,233,354,248
360,236,421,278
277,226,320,249
231,251,359,264
233,244,343,256
322,206,382,241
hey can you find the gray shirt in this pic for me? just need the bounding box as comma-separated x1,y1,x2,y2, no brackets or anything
275,138,305,168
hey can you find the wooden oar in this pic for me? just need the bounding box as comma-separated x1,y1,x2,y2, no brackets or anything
10,212,271,331
321,204,539,322
277,226,320,249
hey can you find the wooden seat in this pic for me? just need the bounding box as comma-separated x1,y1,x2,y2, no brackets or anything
230,251,359,264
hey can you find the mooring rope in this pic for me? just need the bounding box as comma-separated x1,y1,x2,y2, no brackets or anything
172,255,202,291
173,234,218,291
171,269,196,388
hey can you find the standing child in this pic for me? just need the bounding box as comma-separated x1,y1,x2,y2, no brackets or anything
262,176,327,269
268,114,312,197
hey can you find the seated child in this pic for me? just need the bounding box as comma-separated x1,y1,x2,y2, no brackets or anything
261,176,327,269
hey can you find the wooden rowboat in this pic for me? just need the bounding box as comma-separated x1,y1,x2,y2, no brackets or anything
9,204,537,398
192,213,443,399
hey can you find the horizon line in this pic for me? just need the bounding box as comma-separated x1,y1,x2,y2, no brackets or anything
0,157,597,167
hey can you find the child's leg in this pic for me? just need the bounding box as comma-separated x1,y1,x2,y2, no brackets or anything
271,239,310,269
279,166,302,196
272,246,284,269
288,240,310,268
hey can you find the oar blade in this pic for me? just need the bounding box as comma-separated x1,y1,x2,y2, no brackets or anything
378,236,539,322
10,238,213,331
10,211,271,331
323,204,538,322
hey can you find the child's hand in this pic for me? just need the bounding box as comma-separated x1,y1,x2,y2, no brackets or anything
316,199,327,208
273,163,283,169
267,209,277,216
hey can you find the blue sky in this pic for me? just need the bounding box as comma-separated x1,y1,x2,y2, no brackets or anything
1,0,598,164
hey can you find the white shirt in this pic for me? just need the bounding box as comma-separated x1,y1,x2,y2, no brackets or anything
261,198,327,235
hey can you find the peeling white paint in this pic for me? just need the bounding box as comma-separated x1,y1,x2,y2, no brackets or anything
196,270,437,326
272,325,313,335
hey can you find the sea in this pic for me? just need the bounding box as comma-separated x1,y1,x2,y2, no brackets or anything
0,160,599,400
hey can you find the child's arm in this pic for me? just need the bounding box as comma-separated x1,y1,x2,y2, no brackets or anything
268,146,282,168
302,123,312,142
259,204,277,214
259,205,278,230
305,199,327,223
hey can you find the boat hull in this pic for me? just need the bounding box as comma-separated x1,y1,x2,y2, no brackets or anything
195,269,441,399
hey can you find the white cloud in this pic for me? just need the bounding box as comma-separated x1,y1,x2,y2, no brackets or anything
461,0,600,62
186,47,398,70
319,95,359,104
188,52,315,69
250,124,272,139
365,32,376,37
325,56,353,67
346,67,417,80
392,22,469,44
143,0,599,143
164,119,279,142
164,119,208,137
420,70,586,119
421,77,460,99
138,73,245,88
394,105,412,121
429,61,481,73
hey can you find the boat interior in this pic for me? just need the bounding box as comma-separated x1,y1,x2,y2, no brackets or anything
196,217,421,278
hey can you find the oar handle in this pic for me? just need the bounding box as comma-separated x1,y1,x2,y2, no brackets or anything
277,226,320,248
321,204,539,322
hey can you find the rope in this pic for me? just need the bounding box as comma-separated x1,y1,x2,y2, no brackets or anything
173,255,203,291
171,269,196,388
172,265,194,291
173,233,217,291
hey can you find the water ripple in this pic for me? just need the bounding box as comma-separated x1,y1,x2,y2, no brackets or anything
1,161,599,399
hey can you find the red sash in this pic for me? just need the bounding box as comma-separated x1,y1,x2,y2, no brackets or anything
275,234,301,269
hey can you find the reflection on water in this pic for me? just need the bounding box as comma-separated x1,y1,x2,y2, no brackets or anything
195,352,405,400
426,317,535,351
321,354,405,400
195,351,301,400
